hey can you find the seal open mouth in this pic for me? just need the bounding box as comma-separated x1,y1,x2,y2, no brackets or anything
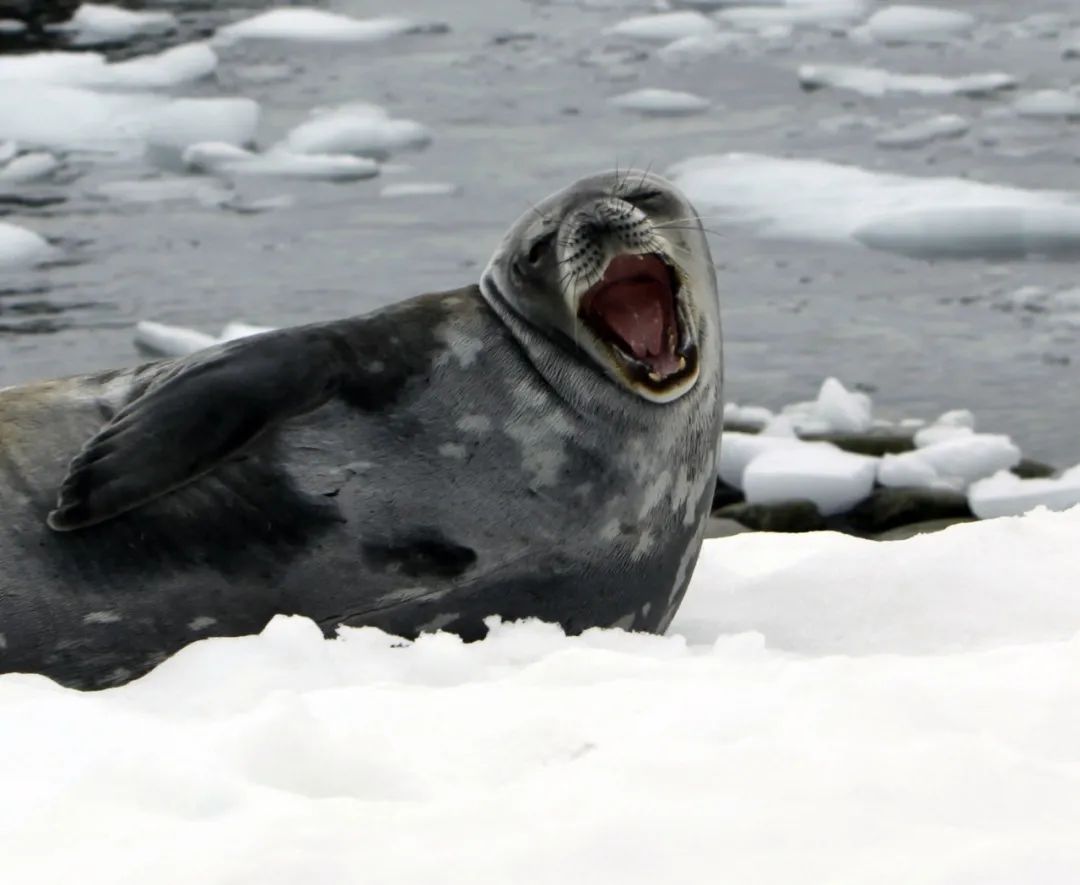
578,252,697,391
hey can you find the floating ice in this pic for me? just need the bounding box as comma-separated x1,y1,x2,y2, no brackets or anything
0,152,60,183
875,113,969,148
718,431,807,489
0,221,54,268
61,2,176,45
605,11,716,43
799,63,1017,97
0,44,218,89
280,104,431,161
668,153,1080,259
96,178,233,206
144,98,260,169
184,142,379,182
135,319,277,357
380,182,460,198
215,9,420,45
1014,89,1080,119
723,403,775,428
717,0,868,28
608,88,710,116
743,443,877,515
656,32,748,64
969,467,1080,519
811,377,873,434
856,5,974,44
879,434,1020,490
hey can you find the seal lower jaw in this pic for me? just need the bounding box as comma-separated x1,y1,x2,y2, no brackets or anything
577,252,700,403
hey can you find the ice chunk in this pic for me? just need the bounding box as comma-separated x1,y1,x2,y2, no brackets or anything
878,451,942,488
281,105,431,160
215,9,420,45
969,467,1080,519
380,182,460,198
134,321,217,357
0,43,217,88
219,321,275,342
0,221,54,268
62,2,176,45
184,142,379,182
723,403,774,428
913,425,974,447
743,444,876,516
656,32,747,64
0,152,60,183
858,5,974,44
875,114,969,148
144,98,260,169
717,0,869,28
799,64,1017,98
609,88,710,116
606,12,716,43
880,434,1020,490
717,431,807,489
814,377,873,433
1014,90,1080,119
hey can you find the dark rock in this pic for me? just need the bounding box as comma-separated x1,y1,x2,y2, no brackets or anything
874,518,976,542
801,430,916,457
846,486,973,534
711,477,744,511
704,518,753,539
715,499,826,533
1012,458,1056,479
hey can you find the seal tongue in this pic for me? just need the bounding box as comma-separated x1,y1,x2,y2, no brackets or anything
580,254,680,377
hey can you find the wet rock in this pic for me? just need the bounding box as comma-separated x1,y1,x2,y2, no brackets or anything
847,486,973,534
874,517,976,542
704,517,752,539
715,499,826,533
801,429,916,457
1013,458,1056,479
711,477,744,511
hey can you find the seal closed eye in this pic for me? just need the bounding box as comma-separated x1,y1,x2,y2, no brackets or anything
0,168,723,689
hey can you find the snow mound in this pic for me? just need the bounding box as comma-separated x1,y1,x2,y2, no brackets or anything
1014,89,1080,119
875,113,969,148
0,221,54,269
799,63,1017,97
280,104,431,160
215,9,420,45
605,11,716,43
857,5,975,44
61,2,176,45
878,434,1021,490
608,88,710,116
744,443,877,515
183,142,379,182
668,153,1080,259
9,509,1080,882
970,468,1080,519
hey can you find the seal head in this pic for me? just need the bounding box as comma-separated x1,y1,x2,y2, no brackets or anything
481,170,712,404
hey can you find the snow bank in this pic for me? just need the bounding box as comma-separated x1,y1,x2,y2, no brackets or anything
608,88,709,116
668,153,1080,259
215,9,420,45
798,63,1017,97
857,5,975,44
0,221,54,268
970,468,1080,518
7,508,1080,883
606,11,716,43
280,104,431,160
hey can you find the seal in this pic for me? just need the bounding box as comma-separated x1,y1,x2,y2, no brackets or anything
0,169,723,689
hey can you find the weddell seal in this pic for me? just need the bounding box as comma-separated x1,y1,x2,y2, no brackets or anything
0,170,723,689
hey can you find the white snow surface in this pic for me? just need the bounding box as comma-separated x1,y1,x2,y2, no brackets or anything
8,508,1080,883
744,443,876,514
214,9,419,45
857,5,975,44
798,63,1017,97
608,88,710,116
668,153,1080,258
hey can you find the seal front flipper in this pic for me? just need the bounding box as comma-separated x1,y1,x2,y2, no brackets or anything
47,328,351,532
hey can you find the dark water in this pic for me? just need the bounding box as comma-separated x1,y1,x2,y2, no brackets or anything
3,0,1080,463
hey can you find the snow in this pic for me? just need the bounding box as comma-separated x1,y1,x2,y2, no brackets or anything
183,142,380,182
0,221,54,269
668,153,1080,259
608,88,710,116
743,443,876,515
605,11,716,43
878,434,1021,490
969,468,1080,519
10,507,1080,883
0,44,218,89
214,9,420,45
875,113,969,148
857,5,975,44
280,104,431,160
798,63,1017,97
1014,89,1080,119
61,2,176,46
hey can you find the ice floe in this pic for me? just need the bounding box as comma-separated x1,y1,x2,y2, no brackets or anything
717,0,868,29
744,443,877,515
0,43,217,88
854,4,975,44
0,152,60,183
60,2,176,46
668,153,1080,259
144,98,260,169
380,182,460,198
969,468,1080,518
214,9,422,46
280,104,431,160
798,63,1017,97
608,88,710,116
135,319,276,357
874,113,969,148
605,11,716,43
183,142,380,182
0,221,54,269
878,435,1021,491
656,32,749,64
1014,89,1080,119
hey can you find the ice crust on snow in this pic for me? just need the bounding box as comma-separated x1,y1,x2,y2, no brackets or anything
668,153,1080,259
744,444,877,515
798,63,1017,97
10,508,1080,883
214,9,421,45
0,222,54,269
857,5,975,44
609,88,710,116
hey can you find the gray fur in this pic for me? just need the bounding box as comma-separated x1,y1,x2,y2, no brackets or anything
0,170,723,689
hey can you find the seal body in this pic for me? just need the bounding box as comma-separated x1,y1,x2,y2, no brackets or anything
0,170,722,689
